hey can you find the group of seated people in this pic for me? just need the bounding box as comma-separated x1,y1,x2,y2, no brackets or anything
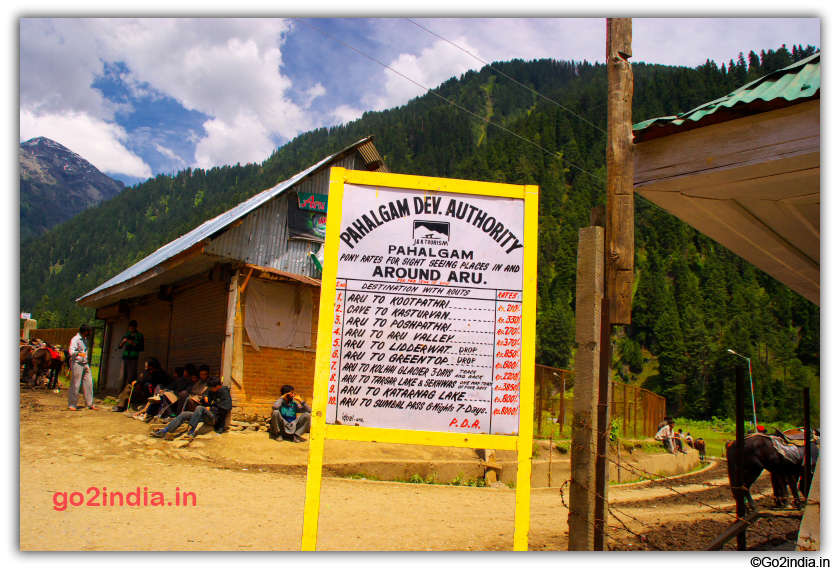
655,417,691,454
112,357,311,443
112,358,232,441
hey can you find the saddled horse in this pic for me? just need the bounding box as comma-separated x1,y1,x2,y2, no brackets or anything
44,345,69,389
769,428,820,508
21,346,52,386
20,340,64,387
726,431,819,512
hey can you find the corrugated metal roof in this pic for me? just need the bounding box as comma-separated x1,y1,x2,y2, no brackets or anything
78,136,378,304
633,52,820,142
203,153,360,278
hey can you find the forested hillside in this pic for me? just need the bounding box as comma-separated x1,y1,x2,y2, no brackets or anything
20,44,819,423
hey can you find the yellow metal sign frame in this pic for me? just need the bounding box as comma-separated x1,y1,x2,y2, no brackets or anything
301,167,539,551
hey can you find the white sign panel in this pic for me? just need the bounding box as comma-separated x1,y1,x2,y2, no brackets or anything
325,184,525,435
20,313,31,320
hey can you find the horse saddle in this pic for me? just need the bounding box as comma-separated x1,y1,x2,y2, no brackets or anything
771,437,802,465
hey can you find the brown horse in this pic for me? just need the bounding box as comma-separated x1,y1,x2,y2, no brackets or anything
45,346,69,389
20,344,33,367
693,438,706,460
21,346,53,387
726,434,818,512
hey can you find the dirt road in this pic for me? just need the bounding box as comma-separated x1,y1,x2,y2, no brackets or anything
19,389,799,551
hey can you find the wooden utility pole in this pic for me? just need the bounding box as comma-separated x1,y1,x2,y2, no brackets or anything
803,388,811,495
735,365,747,551
593,17,634,551
570,18,634,552
605,18,635,324
568,226,604,551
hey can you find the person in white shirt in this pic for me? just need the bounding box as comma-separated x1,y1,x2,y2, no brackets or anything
655,419,677,454
68,324,97,411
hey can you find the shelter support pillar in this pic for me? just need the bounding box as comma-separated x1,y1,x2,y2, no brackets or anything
222,269,240,389
568,226,604,550
223,270,244,428
797,456,820,550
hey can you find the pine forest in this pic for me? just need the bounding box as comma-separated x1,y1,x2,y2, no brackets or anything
19,44,820,425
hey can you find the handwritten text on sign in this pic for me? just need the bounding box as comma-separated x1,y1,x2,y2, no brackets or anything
326,184,525,435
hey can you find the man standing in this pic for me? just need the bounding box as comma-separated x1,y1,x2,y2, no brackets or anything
151,377,231,440
270,385,311,442
118,320,144,390
68,324,97,411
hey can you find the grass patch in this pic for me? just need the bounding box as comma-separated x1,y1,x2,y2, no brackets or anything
610,458,710,486
390,472,492,487
449,472,487,487
341,473,380,481
406,473,438,485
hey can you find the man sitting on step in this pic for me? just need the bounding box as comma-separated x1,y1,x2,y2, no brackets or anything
151,377,231,440
270,385,311,443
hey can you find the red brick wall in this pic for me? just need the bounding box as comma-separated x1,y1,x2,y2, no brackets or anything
230,287,320,419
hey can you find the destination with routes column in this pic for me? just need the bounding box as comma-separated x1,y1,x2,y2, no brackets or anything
325,183,526,435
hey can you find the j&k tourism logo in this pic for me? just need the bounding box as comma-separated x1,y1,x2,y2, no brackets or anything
413,220,450,246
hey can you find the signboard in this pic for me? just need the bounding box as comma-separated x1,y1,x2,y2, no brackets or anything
302,168,538,551
326,183,525,435
20,313,31,320
288,192,327,242
297,192,329,212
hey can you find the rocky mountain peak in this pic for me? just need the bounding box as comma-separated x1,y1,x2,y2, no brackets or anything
20,137,125,242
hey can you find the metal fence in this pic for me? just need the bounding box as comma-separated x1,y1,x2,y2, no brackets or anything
533,364,666,440
534,364,574,437
610,382,667,440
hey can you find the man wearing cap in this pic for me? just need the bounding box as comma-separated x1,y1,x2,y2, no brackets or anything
655,419,677,454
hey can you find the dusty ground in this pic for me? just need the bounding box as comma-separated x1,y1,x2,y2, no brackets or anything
19,388,800,551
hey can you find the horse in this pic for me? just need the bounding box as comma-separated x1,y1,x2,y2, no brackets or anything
725,433,819,512
20,344,33,367
693,438,706,460
21,346,53,387
44,346,69,389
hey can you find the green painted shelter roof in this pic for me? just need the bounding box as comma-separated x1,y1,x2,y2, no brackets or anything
633,52,820,143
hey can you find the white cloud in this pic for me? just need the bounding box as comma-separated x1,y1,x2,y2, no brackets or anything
194,113,274,169
19,17,821,178
19,108,152,178
365,37,482,111
331,104,365,126
20,18,318,173
20,19,113,120
304,83,327,109
100,19,314,167
153,142,181,162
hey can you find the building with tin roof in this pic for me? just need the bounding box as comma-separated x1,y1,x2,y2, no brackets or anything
78,137,388,418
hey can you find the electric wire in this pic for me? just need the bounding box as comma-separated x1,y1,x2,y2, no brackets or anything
405,18,607,134
292,18,605,184
292,20,734,228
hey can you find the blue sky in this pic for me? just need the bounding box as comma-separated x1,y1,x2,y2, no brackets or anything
19,17,820,187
